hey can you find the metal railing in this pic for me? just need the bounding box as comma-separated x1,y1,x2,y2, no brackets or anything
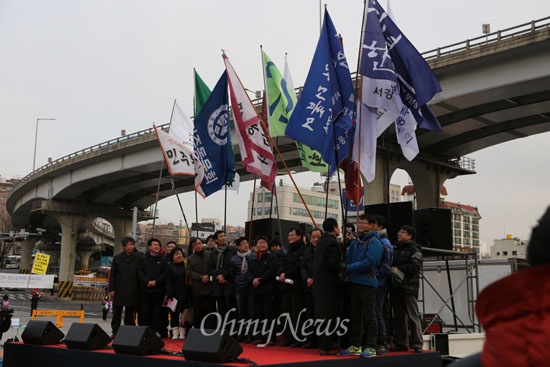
18,123,170,184
422,16,550,61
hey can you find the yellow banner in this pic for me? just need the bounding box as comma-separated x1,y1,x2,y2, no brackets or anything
31,253,50,275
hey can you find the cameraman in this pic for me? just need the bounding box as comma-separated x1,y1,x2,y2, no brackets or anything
0,306,14,342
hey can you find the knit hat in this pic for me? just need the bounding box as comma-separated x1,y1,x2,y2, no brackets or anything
527,206,550,266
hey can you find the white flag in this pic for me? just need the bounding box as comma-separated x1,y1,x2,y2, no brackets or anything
154,125,204,189
169,101,194,153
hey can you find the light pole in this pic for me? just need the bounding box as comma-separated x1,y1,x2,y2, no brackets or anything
33,118,56,171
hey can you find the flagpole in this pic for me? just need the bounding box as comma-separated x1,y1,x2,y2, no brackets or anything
249,175,258,240
273,183,283,244
223,185,228,232
324,165,330,221
151,99,178,235
352,0,370,224
267,132,318,229
170,178,191,237
193,68,200,238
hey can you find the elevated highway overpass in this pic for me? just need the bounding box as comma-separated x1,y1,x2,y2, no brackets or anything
6,17,550,283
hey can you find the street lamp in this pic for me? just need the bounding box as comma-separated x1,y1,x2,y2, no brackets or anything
33,118,56,171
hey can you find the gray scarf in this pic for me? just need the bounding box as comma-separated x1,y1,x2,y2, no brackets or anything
215,246,225,271
237,250,251,274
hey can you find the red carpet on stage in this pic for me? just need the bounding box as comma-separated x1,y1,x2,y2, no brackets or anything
4,337,442,367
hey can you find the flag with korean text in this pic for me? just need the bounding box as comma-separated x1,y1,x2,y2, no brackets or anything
224,53,277,191
193,70,236,197
166,104,205,190
169,101,194,153
155,125,204,190
263,50,328,173
285,9,354,176
354,0,442,182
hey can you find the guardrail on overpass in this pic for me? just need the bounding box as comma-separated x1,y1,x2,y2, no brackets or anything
422,16,550,60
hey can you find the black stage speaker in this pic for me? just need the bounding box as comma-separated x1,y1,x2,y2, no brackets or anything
364,202,414,244
64,323,111,350
112,325,164,355
245,218,300,248
183,328,242,363
415,208,452,250
21,320,64,345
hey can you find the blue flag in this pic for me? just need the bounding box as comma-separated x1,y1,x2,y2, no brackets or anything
365,0,442,131
353,0,442,182
193,71,236,197
285,9,354,175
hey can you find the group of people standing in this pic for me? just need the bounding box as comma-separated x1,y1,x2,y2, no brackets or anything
108,237,189,339
106,215,424,359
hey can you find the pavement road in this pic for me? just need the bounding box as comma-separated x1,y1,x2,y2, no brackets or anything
0,288,112,343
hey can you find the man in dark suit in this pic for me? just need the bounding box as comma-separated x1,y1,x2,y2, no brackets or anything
108,236,142,338
313,218,343,355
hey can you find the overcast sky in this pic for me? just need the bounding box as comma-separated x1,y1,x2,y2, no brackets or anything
1,0,549,251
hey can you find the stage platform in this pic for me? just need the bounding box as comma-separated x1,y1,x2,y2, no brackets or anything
3,338,442,367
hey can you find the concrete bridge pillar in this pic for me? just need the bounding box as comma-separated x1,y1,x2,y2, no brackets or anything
49,214,87,282
48,250,60,269
78,250,94,270
399,159,455,209
109,218,134,256
19,239,35,272
362,155,400,205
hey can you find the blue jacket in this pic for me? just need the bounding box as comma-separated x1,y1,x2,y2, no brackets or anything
345,231,383,288
377,237,394,287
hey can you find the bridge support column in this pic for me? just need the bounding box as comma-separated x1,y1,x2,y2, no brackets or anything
401,160,455,209
50,214,86,282
109,218,134,256
78,248,99,271
362,155,398,205
19,239,35,272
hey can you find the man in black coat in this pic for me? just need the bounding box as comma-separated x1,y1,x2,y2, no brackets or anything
313,218,343,355
209,230,237,323
390,225,423,353
187,237,213,329
278,227,306,347
248,236,278,345
108,236,142,337
138,237,168,337
301,228,322,349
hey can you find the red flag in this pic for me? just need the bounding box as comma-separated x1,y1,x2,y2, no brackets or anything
223,54,277,191
339,156,362,205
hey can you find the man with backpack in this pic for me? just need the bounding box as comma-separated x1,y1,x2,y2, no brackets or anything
341,214,383,358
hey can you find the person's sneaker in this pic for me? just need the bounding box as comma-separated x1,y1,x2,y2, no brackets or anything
360,347,377,358
376,345,388,355
413,346,423,353
340,345,362,356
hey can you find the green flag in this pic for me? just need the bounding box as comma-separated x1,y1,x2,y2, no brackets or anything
271,52,329,173
297,143,330,172
194,69,211,117
263,51,296,137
